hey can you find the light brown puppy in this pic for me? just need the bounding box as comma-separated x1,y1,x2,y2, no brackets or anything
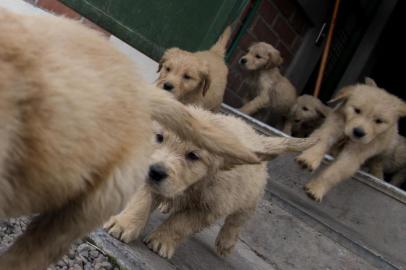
0,10,259,270
156,27,231,111
104,106,316,259
296,83,406,201
362,78,406,187
367,135,406,187
238,42,297,128
283,94,331,138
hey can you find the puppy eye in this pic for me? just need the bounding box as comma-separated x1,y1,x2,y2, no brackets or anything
255,54,261,59
375,118,384,124
156,133,164,143
354,107,361,114
165,67,171,72
302,106,309,111
183,74,191,80
186,151,199,161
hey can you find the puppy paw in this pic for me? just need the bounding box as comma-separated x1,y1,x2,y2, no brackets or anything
144,232,176,259
304,180,327,202
103,215,144,243
215,234,238,257
296,152,322,172
157,202,172,214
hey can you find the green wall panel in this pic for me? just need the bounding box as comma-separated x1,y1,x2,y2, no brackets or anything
61,0,248,60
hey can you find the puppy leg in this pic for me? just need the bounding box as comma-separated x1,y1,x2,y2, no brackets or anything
104,185,157,243
215,210,252,256
157,200,173,214
296,114,343,171
365,156,384,179
0,181,120,270
144,210,217,259
304,146,370,202
390,168,406,187
282,120,293,135
239,91,270,115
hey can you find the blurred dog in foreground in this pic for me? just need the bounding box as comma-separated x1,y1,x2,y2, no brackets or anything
0,9,259,269
105,107,316,258
296,80,406,201
156,27,231,111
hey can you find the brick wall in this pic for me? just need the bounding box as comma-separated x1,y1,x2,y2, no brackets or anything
225,0,310,124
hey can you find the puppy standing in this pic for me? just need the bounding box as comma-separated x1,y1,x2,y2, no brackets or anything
238,42,297,128
156,27,231,111
105,106,316,258
283,95,331,138
296,83,406,201
0,10,259,270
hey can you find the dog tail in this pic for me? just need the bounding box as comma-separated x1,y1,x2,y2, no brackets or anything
210,26,232,57
147,86,259,164
257,136,318,161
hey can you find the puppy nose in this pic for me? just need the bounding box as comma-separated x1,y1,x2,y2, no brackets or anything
148,163,168,182
353,127,366,138
163,82,174,91
239,58,247,65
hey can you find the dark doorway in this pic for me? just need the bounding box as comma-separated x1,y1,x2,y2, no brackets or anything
366,0,405,135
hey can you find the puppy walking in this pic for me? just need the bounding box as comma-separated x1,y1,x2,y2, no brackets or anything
105,107,316,258
0,10,259,270
296,83,406,201
238,42,297,128
156,27,232,111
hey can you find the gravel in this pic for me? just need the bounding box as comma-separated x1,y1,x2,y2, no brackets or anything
0,217,120,270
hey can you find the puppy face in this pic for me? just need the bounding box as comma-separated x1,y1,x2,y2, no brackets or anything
146,122,223,198
331,84,406,144
239,42,283,71
290,95,327,125
156,48,211,99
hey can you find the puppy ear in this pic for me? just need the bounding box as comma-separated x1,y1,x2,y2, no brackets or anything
364,77,377,87
157,48,181,73
399,102,406,117
201,72,211,96
315,104,329,119
199,61,211,96
266,50,283,68
327,86,353,108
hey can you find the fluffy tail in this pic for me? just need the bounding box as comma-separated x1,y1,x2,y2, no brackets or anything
257,136,318,161
209,26,232,57
147,86,259,164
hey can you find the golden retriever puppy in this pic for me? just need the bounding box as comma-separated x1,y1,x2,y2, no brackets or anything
0,10,259,270
238,42,297,128
296,83,406,201
104,106,316,259
283,94,331,137
367,135,406,187
156,27,231,111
